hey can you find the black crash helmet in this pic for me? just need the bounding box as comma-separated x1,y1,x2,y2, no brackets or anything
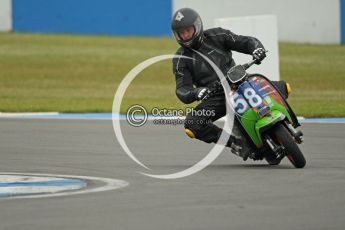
171,8,204,49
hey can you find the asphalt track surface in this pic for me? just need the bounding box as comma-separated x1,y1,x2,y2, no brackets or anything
0,118,344,230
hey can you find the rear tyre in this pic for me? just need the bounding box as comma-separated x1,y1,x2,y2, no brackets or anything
270,122,306,168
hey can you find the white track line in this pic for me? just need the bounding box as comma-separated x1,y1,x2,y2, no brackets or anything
0,172,129,200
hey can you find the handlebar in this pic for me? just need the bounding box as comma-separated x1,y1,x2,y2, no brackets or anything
203,50,268,100
242,59,257,70
243,49,269,70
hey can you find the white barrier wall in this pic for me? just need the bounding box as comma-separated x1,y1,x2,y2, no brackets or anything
173,0,341,44
0,0,12,31
215,15,280,80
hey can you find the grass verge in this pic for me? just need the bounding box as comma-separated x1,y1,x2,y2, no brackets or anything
0,32,344,117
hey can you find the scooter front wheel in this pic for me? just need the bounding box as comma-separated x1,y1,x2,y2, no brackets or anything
270,123,306,168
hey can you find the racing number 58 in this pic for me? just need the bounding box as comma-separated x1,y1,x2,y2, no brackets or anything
232,88,263,114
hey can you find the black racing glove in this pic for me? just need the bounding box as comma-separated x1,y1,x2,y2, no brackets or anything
194,87,210,101
252,48,266,65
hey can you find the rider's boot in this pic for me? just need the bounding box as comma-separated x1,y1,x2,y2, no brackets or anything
227,135,255,161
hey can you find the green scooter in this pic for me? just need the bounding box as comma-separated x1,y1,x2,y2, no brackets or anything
221,57,306,168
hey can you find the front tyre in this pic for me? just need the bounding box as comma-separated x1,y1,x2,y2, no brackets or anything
265,154,283,165
271,122,306,168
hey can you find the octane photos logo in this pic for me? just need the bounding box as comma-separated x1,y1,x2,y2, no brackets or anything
112,52,235,179
126,105,148,127
126,106,215,127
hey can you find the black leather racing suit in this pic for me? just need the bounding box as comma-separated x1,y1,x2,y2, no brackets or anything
172,27,288,145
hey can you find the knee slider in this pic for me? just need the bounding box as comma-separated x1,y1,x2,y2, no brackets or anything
185,128,196,139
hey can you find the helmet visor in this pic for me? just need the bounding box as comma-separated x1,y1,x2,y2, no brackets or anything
175,26,195,42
